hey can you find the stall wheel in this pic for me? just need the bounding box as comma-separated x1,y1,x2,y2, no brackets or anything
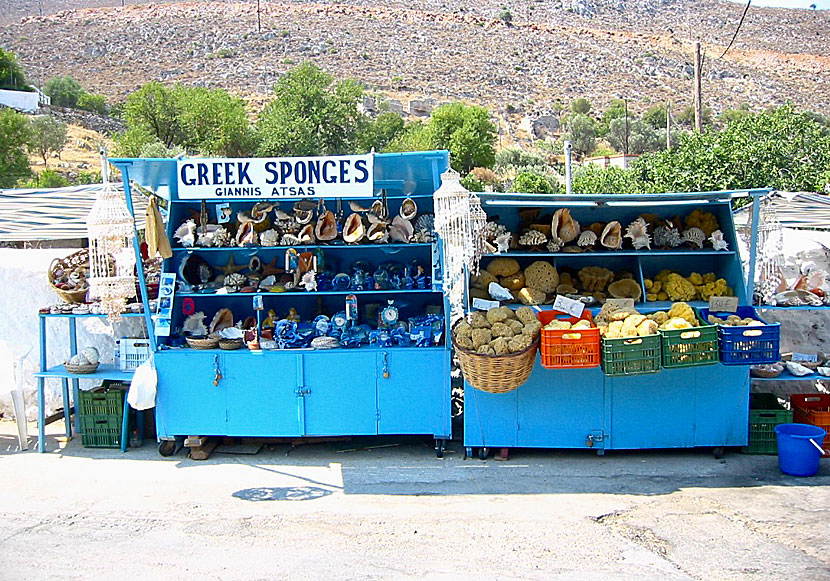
434,439,446,459
158,440,176,457
478,447,490,460
712,447,725,460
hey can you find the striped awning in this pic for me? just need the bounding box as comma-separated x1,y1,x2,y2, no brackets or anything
0,184,148,242
733,192,830,230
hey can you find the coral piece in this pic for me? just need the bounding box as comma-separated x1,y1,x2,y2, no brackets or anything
343,213,365,244
684,209,719,237
524,261,559,293
517,287,546,305
546,238,563,253
281,233,301,246
578,266,615,292
608,279,643,301
211,226,231,247
709,230,729,251
551,208,580,244
224,272,246,291
519,230,547,247
260,229,280,247
486,257,521,277
681,227,706,249
600,221,622,250
624,217,651,250
653,224,683,248
577,230,597,248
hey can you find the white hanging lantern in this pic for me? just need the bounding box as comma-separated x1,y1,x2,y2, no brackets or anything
86,178,137,321
434,168,486,323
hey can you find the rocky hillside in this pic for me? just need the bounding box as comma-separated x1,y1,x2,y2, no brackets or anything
1,0,828,143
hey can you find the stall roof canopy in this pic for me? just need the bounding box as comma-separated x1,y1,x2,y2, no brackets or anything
733,192,830,230
0,184,148,242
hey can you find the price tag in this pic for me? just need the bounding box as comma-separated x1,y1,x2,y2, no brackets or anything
709,296,739,313
605,298,635,310
792,352,818,363
472,298,500,311
553,294,585,317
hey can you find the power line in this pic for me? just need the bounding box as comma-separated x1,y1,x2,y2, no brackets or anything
719,0,752,59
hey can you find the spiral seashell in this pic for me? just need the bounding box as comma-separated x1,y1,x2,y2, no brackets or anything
709,229,729,251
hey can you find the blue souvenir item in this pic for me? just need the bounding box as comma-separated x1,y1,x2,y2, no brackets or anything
351,269,367,291
379,300,399,329
339,328,362,348
316,272,332,291
390,326,410,346
373,268,389,290
365,275,374,290
345,294,358,321
331,311,349,332
313,315,331,336
332,273,351,291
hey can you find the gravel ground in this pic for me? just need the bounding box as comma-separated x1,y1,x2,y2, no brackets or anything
1,420,828,580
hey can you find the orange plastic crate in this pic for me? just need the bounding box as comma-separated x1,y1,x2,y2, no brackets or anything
537,311,601,369
791,393,830,456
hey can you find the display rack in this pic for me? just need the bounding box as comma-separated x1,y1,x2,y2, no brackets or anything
462,189,771,458
109,152,453,456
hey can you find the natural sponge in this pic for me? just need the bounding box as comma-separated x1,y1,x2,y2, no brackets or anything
523,261,559,293
500,272,526,291
490,321,515,338
486,257,521,277
491,337,510,355
507,319,525,335
508,334,534,353
522,319,542,339
470,270,497,290
471,328,492,348
485,306,512,325
515,306,537,325
517,287,546,305
469,311,491,329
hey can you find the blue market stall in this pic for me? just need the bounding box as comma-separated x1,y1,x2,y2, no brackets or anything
108,151,453,456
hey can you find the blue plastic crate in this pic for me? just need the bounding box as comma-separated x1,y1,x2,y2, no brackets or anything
698,306,780,365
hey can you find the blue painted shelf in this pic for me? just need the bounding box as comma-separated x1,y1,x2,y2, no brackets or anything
750,370,828,382
172,243,432,252
35,364,135,382
177,289,439,297
39,312,146,319
485,250,737,258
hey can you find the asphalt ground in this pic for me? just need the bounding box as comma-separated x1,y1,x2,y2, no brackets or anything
1,420,828,580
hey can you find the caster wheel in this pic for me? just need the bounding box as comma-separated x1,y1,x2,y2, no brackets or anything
478,447,490,460
434,439,445,459
158,440,176,457
713,447,725,459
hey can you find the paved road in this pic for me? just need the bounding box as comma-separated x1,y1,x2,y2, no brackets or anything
1,422,828,580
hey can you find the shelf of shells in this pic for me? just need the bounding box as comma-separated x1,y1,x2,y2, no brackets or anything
470,200,748,311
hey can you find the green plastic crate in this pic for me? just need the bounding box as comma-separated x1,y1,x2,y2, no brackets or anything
742,409,792,455
601,334,662,376
78,388,126,448
660,316,719,369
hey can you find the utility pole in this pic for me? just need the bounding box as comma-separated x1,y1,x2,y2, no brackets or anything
693,41,703,132
257,0,262,33
623,99,629,155
666,101,672,149
564,141,573,195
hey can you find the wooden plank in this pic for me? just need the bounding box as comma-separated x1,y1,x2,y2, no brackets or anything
188,438,218,461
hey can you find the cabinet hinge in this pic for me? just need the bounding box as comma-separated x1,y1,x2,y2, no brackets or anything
295,386,310,397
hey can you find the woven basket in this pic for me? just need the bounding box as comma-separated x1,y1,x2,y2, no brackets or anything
219,338,244,350
64,361,99,374
452,320,539,394
186,336,220,350
48,249,90,304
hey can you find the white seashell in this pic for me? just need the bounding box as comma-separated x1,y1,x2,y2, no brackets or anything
551,208,580,244
600,221,623,250
494,233,512,254
69,353,88,365
785,361,814,377
348,201,371,213
259,229,280,247
174,220,197,247
389,216,414,243
624,217,651,250
817,366,830,377
183,312,208,336
81,347,99,365
577,230,597,247
399,197,417,220
709,229,729,251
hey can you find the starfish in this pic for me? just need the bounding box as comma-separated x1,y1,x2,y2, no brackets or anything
261,257,285,277
218,255,246,276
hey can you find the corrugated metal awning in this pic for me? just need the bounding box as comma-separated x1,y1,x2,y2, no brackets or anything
0,184,148,242
733,192,830,230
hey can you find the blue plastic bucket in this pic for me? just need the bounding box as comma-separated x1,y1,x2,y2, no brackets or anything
774,423,827,477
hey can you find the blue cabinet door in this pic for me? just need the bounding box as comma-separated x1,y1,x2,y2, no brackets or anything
301,351,378,436
155,351,227,438
376,349,451,438
464,384,519,448
517,362,605,448
223,352,302,437
693,364,749,446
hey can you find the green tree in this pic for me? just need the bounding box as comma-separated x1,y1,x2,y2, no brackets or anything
175,87,256,156
113,125,159,158
27,115,67,167
385,121,433,153
461,174,484,192
360,111,405,152
572,164,643,194
0,108,31,187
607,118,663,154
77,92,109,115
0,48,29,91
257,62,367,157
562,113,596,158
428,102,496,173
19,168,69,188
571,98,591,115
676,105,713,127
44,76,83,108
511,171,555,193
123,82,185,147
597,99,626,137
634,105,830,192
642,103,667,129
498,9,513,24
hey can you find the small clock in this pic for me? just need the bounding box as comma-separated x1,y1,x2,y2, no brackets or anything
380,300,399,328
332,311,348,330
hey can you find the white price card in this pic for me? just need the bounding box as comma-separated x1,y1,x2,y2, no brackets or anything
792,352,818,363
605,298,635,310
553,294,585,318
709,296,739,313
472,298,500,311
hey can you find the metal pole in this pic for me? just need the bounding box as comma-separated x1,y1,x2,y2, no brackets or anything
257,0,262,33
564,140,573,195
666,101,672,149
746,191,761,304
623,99,629,155
694,41,703,132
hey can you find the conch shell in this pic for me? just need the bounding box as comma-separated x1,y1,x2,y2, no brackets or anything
298,224,316,244
389,215,414,243
314,211,338,241
608,279,643,301
551,208,580,244
343,213,365,243
294,207,314,225
399,198,417,221
624,217,651,250
367,222,388,243
235,221,257,246
600,221,622,250
209,308,234,334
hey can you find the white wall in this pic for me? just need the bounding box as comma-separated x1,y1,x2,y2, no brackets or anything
0,89,40,113
0,249,144,419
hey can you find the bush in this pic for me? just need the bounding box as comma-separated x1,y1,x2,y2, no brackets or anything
77,92,109,115
511,171,554,193
19,169,69,189
460,174,484,192
0,108,31,187
562,113,596,158
572,164,643,194
498,9,513,24
44,76,83,108
571,98,591,115
0,48,30,91
27,115,67,166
